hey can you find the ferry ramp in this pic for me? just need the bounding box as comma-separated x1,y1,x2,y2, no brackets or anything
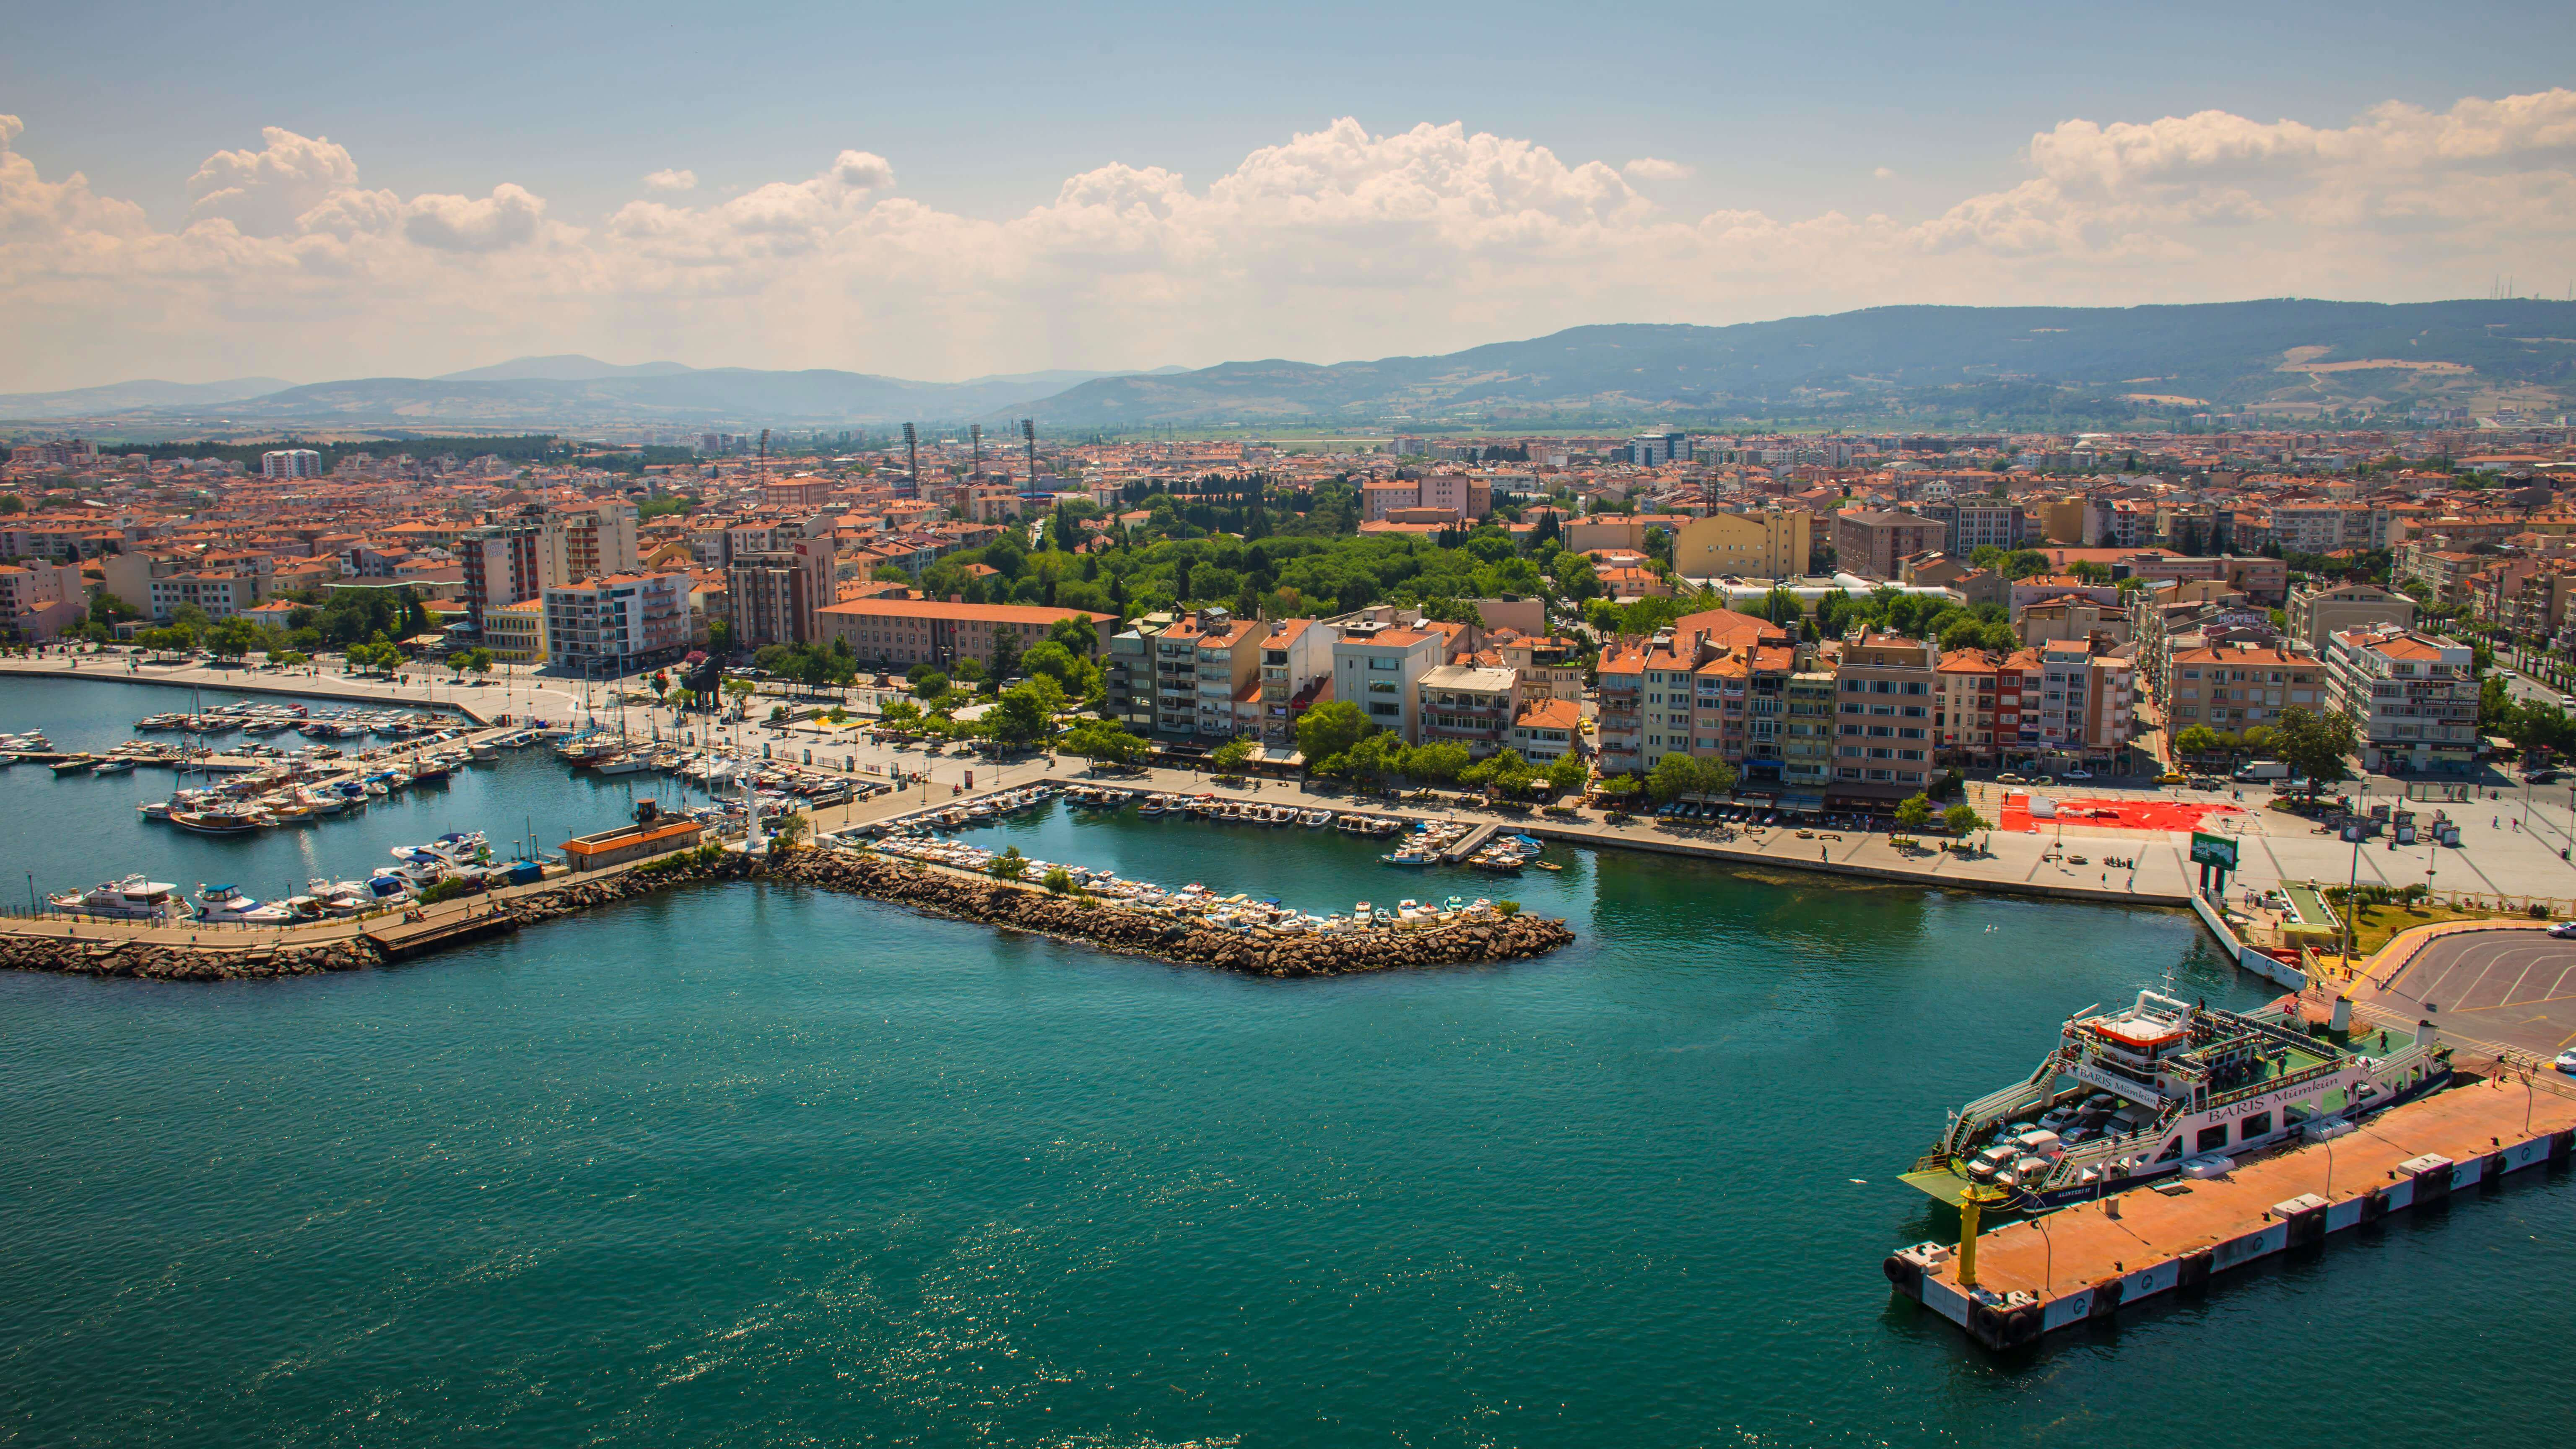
2361,926,2576,1058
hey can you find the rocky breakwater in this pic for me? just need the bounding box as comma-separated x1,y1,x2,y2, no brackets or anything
0,850,747,982
766,847,1577,977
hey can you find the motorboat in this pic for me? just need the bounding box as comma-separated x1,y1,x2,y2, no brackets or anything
91,756,139,776
194,884,294,923
170,806,270,834
49,876,192,921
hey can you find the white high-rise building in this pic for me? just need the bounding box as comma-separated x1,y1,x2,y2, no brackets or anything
260,449,322,479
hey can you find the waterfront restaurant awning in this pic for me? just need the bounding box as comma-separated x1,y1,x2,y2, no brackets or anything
1825,781,1920,805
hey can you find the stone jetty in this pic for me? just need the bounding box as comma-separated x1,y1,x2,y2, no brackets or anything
766,847,1577,978
0,844,1577,982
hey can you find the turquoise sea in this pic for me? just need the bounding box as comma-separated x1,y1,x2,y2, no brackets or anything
3,676,2572,1446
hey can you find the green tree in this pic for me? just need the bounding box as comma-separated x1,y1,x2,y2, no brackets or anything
911,670,950,700
2174,724,2220,760
1942,803,1991,836
1210,737,1255,772
989,626,1022,683
769,812,811,851
1042,864,1076,894
1544,751,1590,795
1894,793,1935,832
2270,705,2357,801
987,683,1055,751
1647,752,1704,803
1406,740,1471,786
88,593,139,626
204,617,260,660
1296,700,1371,766
1062,721,1147,766
1345,730,1410,784
989,845,1029,880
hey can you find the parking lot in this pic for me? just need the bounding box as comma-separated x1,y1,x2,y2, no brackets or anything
2362,927,2576,1058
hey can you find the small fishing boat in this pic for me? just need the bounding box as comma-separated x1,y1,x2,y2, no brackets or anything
170,806,269,834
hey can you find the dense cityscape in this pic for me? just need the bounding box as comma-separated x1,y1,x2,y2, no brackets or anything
9,5,2576,1439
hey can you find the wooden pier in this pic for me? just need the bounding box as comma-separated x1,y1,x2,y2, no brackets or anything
1885,1069,2576,1350
1440,823,1501,864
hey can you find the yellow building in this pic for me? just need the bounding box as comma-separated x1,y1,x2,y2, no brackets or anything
2038,498,2089,546
481,597,548,665
1670,510,1810,581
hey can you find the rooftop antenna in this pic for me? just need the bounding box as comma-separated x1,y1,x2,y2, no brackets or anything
1022,418,1036,491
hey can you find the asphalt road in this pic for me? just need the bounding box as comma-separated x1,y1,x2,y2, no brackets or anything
2369,928,2576,1057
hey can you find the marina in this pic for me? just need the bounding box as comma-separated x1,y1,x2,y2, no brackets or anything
7,675,2576,1444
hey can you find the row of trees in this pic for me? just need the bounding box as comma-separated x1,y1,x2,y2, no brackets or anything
2176,706,2359,798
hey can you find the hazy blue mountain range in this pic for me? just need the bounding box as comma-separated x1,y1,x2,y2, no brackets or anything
1024,299,2576,426
8,301,2569,432
0,377,297,420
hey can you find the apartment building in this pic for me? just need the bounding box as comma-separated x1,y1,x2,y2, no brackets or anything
1831,510,1945,579
1935,649,2002,766
458,522,547,626
1595,639,1647,776
1508,698,1584,765
1490,631,1585,701
480,597,548,665
542,572,691,670
1332,618,1446,745
2324,628,2477,774
1359,473,1491,523
1830,632,1937,801
815,599,1112,670
1417,664,1522,757
1670,509,1810,579
541,501,641,583
147,569,264,621
2161,644,2326,737
726,521,836,648
0,559,85,640
2029,642,2137,765
1104,613,1173,736
2284,581,2417,655
1781,671,1838,799
1167,607,1261,740
1257,617,1335,745
1921,499,2028,554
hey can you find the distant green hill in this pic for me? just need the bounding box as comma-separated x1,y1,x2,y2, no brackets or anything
1025,299,2576,428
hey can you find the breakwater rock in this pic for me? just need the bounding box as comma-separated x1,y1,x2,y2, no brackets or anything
765,847,1576,977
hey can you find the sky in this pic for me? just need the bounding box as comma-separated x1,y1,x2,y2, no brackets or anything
3,0,2573,390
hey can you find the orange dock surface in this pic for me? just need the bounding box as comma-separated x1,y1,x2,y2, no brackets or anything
1885,1072,2576,1350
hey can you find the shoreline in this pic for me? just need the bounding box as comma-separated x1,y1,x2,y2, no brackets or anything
0,659,501,724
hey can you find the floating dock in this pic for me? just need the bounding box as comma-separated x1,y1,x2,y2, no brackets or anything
1885,1071,2576,1350
363,909,522,961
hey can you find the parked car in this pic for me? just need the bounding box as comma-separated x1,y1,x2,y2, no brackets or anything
2061,768,2092,781
2550,921,2576,940
1997,773,2028,785
2156,771,2188,785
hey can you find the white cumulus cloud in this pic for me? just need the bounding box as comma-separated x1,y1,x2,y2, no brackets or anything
643,168,697,192
2,95,2572,388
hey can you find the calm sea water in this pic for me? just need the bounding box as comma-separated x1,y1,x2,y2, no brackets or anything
4,676,2573,1447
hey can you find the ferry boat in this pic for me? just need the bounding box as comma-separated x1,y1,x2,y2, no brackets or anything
1900,988,2451,1210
